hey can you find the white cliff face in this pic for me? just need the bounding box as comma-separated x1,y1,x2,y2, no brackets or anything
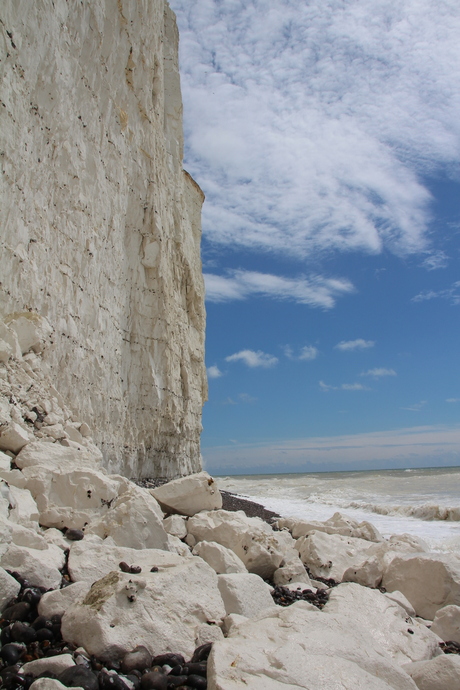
0,0,207,476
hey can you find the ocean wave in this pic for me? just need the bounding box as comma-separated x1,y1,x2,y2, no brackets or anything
344,501,460,522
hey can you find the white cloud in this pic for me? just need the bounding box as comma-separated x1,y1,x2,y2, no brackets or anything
239,393,257,403
446,398,460,403
412,281,460,305
171,0,460,261
207,365,223,379
361,368,397,378
205,270,354,309
335,339,375,351
420,250,449,271
401,400,427,412
225,349,278,368
203,425,460,473
319,380,369,391
284,345,318,361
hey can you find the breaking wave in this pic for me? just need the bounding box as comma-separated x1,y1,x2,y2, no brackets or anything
344,501,460,522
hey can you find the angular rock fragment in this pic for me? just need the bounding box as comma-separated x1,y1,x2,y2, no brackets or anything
150,472,222,517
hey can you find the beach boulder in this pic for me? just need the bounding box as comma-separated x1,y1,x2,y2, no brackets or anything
217,573,275,617
149,472,222,516
295,530,373,581
430,605,460,644
193,541,247,574
402,654,460,690
323,582,442,664
208,600,417,689
187,509,293,578
382,553,460,619
278,512,383,542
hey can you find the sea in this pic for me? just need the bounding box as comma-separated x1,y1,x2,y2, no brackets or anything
215,466,460,555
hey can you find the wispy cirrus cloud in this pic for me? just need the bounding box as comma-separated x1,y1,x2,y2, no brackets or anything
225,349,278,368
284,345,318,361
171,0,460,261
420,251,449,271
205,270,354,308
335,339,375,351
401,400,427,412
319,380,369,392
446,398,460,403
412,281,460,305
361,368,397,378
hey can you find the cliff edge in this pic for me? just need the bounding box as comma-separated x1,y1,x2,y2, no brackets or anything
0,0,207,477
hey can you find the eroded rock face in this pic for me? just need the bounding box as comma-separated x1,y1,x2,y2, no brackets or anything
0,0,206,478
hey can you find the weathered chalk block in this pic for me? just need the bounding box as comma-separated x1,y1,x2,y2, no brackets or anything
61,561,226,660
150,472,222,516
208,601,417,689
402,654,460,690
430,604,460,644
0,566,21,609
217,573,275,617
192,541,247,574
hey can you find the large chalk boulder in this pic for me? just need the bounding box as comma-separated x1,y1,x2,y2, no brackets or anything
296,530,373,581
217,573,275,617
187,509,293,578
402,654,460,690
0,566,21,609
382,553,460,619
150,472,222,516
67,539,185,583
61,561,226,661
16,441,102,471
430,605,460,644
323,583,442,664
85,485,169,550
208,601,417,689
1,543,65,589
193,541,247,574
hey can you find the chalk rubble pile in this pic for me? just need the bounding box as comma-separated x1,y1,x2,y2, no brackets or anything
1,320,460,688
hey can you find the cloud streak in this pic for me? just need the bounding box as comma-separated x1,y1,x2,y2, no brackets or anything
171,0,460,261
225,349,278,368
335,339,375,351
361,368,397,378
205,270,354,308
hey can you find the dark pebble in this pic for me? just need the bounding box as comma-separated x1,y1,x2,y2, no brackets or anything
166,676,188,689
1,625,12,645
129,566,142,574
21,588,43,607
140,671,168,690
271,585,329,610
125,675,141,690
186,676,207,690
190,644,212,664
151,655,185,669
59,665,99,690
65,529,84,541
98,669,131,690
186,663,206,678
440,640,460,655
36,628,54,642
119,562,131,573
1,602,31,622
11,621,37,644
121,646,152,674
0,643,26,665
31,616,53,631
150,567,158,573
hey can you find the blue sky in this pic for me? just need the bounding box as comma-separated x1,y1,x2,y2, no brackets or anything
169,0,460,475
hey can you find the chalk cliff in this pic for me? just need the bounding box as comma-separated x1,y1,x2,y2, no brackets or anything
0,0,207,477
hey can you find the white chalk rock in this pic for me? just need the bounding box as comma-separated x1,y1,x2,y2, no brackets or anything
30,681,79,690
382,553,460,620
402,654,460,690
16,441,102,471
0,468,27,488
343,555,384,588
284,512,383,542
208,601,417,689
0,450,12,470
324,582,442,664
5,313,53,355
187,509,289,578
217,573,275,618
0,321,22,361
195,622,225,647
384,591,417,617
0,480,12,519
85,485,169,550
167,534,193,557
10,523,47,550
68,539,185,582
296,530,373,581
193,541,247,574
38,581,92,618
23,466,121,530
61,562,226,660
22,654,75,677
43,528,73,551
150,472,222,517
0,422,32,453
1,543,64,589
273,558,313,587
0,566,21,609
431,605,460,644
8,485,40,526
0,516,12,557
163,514,188,539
